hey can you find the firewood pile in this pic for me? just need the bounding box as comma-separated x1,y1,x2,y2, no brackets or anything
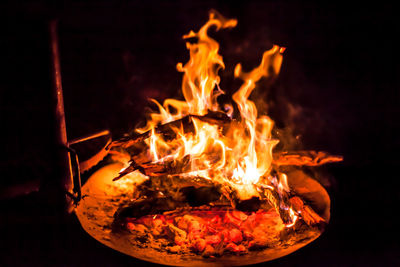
108,111,329,258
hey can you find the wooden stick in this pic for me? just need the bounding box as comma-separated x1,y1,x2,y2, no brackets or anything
108,111,231,149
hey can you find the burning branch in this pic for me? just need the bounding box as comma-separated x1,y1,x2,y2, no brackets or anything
273,151,343,166
108,110,231,150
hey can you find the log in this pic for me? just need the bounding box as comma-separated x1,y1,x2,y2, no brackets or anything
113,196,185,221
114,149,222,181
108,110,231,150
113,155,192,181
289,196,325,225
114,149,342,182
273,150,343,167
113,185,226,222
235,197,261,211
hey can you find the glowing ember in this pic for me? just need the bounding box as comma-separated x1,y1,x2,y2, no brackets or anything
125,208,284,256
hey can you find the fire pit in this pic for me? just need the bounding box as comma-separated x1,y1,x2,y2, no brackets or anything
75,10,341,266
76,163,330,266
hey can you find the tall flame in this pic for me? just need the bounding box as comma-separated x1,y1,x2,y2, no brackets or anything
231,46,284,185
127,10,317,227
137,10,286,189
177,11,237,115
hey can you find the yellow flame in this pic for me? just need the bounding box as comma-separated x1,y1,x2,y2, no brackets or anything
231,45,284,185
177,10,237,115
138,11,288,191
285,208,299,228
149,128,159,161
124,10,313,227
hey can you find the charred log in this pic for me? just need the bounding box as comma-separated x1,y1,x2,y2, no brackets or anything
113,187,225,225
114,197,182,219
289,196,325,226
113,155,192,181
180,186,221,206
235,197,261,212
109,110,231,150
273,150,343,167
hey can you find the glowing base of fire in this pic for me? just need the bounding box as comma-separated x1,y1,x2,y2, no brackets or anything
76,162,329,266
123,207,285,256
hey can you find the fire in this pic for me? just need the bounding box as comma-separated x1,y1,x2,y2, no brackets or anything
139,11,281,186
113,10,342,228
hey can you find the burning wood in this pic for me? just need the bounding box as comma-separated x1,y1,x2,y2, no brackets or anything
112,124,343,182
273,151,343,167
104,10,341,260
109,110,231,150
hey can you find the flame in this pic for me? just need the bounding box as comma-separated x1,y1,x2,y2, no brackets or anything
285,208,299,228
137,9,288,217
230,45,283,185
139,11,281,187
123,10,341,228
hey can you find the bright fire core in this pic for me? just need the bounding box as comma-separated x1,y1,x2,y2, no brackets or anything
140,11,280,187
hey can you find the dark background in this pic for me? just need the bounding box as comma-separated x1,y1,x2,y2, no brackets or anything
0,1,398,266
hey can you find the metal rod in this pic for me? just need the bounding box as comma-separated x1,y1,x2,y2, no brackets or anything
68,130,110,145
65,146,82,202
50,20,68,146
48,20,74,213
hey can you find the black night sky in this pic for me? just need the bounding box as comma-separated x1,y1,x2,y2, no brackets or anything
0,1,398,266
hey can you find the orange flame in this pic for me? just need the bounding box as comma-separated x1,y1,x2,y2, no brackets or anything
230,45,284,186
141,12,281,187
125,10,341,228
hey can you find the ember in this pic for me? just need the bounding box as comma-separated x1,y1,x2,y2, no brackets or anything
124,208,284,257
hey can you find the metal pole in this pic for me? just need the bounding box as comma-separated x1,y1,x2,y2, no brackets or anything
46,20,74,213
